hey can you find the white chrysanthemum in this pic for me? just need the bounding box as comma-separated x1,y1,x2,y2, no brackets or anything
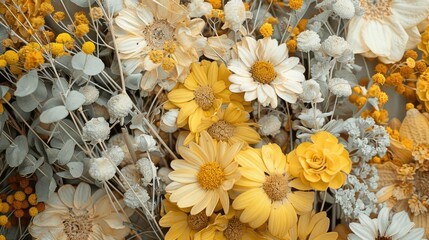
136,158,156,186
79,85,99,105
188,0,212,18
348,207,425,240
124,184,150,209
89,157,116,181
135,134,158,152
104,145,125,166
333,0,355,19
107,93,133,124
222,0,252,32
160,109,179,133
158,167,172,184
228,37,305,107
322,35,352,58
82,117,110,143
300,79,323,103
297,30,321,52
258,114,282,136
328,77,352,97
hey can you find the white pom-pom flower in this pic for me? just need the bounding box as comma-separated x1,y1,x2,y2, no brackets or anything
160,109,179,133
104,145,124,166
297,30,321,52
79,85,99,105
258,114,282,136
188,0,212,18
82,117,110,143
222,0,252,32
124,184,150,209
107,93,133,124
89,157,116,181
321,35,352,60
333,0,355,19
328,77,352,97
135,134,158,152
300,79,324,103
136,158,156,186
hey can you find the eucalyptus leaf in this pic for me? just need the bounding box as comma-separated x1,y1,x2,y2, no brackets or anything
46,148,60,164
6,135,29,167
12,101,31,122
57,139,75,165
18,155,44,176
15,70,39,97
125,74,142,90
40,105,69,124
52,77,69,97
72,52,104,76
42,96,63,111
35,175,56,202
0,86,9,98
16,94,39,112
0,111,7,132
71,0,95,7
67,161,84,178
65,90,85,111
56,170,74,179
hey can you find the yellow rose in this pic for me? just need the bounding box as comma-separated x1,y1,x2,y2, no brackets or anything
287,131,352,191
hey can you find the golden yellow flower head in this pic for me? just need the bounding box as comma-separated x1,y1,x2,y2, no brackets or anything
0,60,7,68
207,0,222,9
378,91,388,105
74,11,90,25
289,0,303,10
0,215,8,226
24,50,44,70
4,50,19,65
56,33,75,49
372,73,385,85
406,103,415,110
288,131,352,191
53,11,66,22
162,57,176,71
28,206,38,217
259,23,273,38
82,41,96,55
75,24,90,38
375,63,389,74
14,191,25,201
418,26,429,64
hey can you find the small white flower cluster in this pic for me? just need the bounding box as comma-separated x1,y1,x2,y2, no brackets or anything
107,93,133,124
321,35,354,63
89,157,116,181
124,184,150,209
328,77,352,97
297,30,321,52
82,117,110,143
257,114,282,136
136,158,156,186
79,85,99,105
187,0,212,18
135,134,158,152
300,79,323,103
222,0,252,32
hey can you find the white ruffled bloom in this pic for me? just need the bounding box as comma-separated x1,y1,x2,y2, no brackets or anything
333,0,355,19
135,134,158,152
82,117,110,143
136,158,156,186
298,108,326,129
160,109,179,133
89,157,116,181
222,0,252,32
297,30,321,52
124,184,150,209
328,77,352,97
258,114,282,136
300,79,324,103
104,145,125,166
321,35,353,62
188,0,212,18
204,35,235,63
79,85,99,105
107,93,133,124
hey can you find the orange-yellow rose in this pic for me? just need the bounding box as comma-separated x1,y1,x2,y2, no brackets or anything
287,131,352,191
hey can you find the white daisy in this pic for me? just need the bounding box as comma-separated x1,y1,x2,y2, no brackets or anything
114,0,206,91
346,0,429,63
348,207,425,240
228,37,305,108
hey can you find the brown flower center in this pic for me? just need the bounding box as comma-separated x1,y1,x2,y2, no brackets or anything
360,0,393,20
187,211,209,231
263,174,289,201
197,162,225,190
145,19,175,49
207,120,235,141
223,217,245,240
63,210,93,240
415,170,429,197
376,237,392,240
194,86,215,111
250,61,276,84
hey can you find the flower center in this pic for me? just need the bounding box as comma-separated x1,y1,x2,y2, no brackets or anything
360,0,393,20
262,174,289,201
197,162,225,190
63,210,93,240
223,217,245,240
187,211,209,231
376,237,392,240
194,86,216,111
145,19,175,49
207,120,235,141
415,170,429,197
250,61,277,84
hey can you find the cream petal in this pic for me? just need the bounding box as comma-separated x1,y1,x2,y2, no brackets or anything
32,211,64,227
169,169,198,183
271,42,288,66
170,183,201,203
115,9,143,32
122,59,141,75
136,7,154,25
103,214,126,229
228,60,251,77
405,26,421,50
349,222,375,239
244,89,258,101
346,17,370,54
74,182,92,210
177,187,206,208
205,190,219,216
218,189,230,213
58,185,76,209
391,0,429,29
117,36,146,55
237,45,256,68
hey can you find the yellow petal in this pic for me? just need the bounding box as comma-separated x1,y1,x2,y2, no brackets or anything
167,88,195,103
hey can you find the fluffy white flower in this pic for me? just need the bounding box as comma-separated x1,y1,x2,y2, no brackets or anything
79,85,99,105
108,133,134,166
160,109,179,133
300,79,323,103
297,30,321,52
136,158,156,186
82,117,110,143
258,114,282,136
107,93,133,124
188,0,212,18
104,145,124,166
89,157,116,181
333,0,355,19
124,184,150,209
321,35,353,61
222,0,252,32
299,108,326,129
328,77,352,97
135,134,158,152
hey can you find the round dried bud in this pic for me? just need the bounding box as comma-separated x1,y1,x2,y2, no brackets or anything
300,79,323,103
135,134,158,152
79,85,99,105
258,115,282,136
160,109,179,133
90,7,104,20
107,93,133,124
333,0,355,19
124,184,150,209
321,35,351,58
136,158,156,186
328,77,352,97
82,117,110,143
104,145,124,166
297,30,321,52
89,157,116,181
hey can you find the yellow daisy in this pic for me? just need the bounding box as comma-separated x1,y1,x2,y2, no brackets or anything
184,103,261,145
194,208,261,240
232,143,314,237
166,131,243,216
166,61,231,132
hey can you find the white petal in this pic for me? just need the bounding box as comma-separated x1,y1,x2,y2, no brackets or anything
73,182,92,210
136,7,154,25
349,222,376,239
346,16,370,54
391,0,429,29
377,207,390,236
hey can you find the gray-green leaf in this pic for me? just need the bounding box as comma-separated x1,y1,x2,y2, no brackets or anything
6,135,29,167
15,70,39,97
40,106,69,123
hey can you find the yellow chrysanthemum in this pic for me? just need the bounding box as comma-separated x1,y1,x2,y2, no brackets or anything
287,131,352,191
166,61,231,131
232,144,314,237
184,103,260,145
166,131,242,216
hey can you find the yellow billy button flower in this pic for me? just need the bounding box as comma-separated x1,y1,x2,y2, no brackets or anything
4,50,19,65
289,0,303,10
259,23,273,38
287,131,352,191
0,59,6,68
82,41,95,54
0,215,7,226
28,207,38,217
